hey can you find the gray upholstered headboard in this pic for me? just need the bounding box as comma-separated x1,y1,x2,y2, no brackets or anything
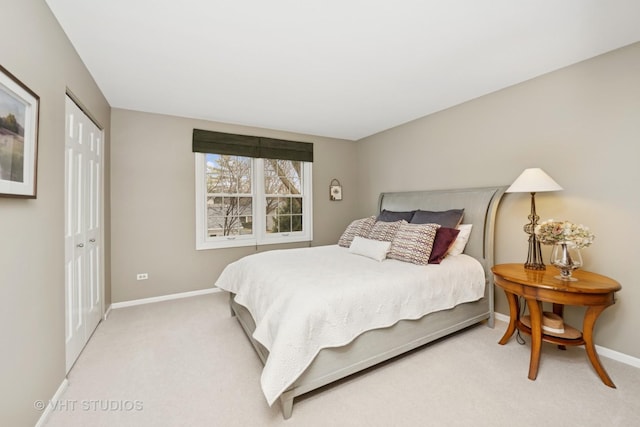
377,186,507,302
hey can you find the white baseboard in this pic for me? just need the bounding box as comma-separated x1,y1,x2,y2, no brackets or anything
110,287,220,310
35,378,69,427
494,312,510,324
493,312,640,369
103,304,112,320
594,344,640,369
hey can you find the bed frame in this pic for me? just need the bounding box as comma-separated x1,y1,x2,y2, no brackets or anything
229,185,507,418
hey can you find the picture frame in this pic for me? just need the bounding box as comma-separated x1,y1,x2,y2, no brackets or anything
329,179,342,201
0,64,40,198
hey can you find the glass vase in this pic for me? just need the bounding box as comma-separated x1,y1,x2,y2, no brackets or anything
550,242,582,281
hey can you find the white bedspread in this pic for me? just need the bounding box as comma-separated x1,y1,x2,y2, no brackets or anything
214,245,485,406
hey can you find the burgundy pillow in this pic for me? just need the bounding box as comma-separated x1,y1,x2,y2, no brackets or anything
428,227,460,264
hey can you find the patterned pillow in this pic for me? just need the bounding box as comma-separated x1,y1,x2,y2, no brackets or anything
368,220,406,242
388,223,440,265
338,216,376,247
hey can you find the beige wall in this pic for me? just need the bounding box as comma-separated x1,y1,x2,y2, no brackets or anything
0,0,111,426
3,2,638,424
356,42,640,359
110,109,358,302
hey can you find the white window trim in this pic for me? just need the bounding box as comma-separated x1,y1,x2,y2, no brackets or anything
195,154,313,250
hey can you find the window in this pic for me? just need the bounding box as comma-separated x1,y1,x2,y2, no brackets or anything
194,132,313,250
204,154,253,239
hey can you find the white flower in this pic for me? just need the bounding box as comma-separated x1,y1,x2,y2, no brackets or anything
535,219,595,249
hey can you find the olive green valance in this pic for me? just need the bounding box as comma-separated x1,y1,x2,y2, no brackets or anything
192,129,313,162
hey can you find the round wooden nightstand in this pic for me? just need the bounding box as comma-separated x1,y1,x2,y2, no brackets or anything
491,263,621,387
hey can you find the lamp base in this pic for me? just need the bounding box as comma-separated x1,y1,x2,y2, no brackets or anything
524,262,546,271
524,236,546,270
522,192,546,271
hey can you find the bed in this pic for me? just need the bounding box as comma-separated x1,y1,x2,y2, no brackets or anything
215,185,507,418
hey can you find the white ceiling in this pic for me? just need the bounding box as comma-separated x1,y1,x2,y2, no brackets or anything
45,0,640,141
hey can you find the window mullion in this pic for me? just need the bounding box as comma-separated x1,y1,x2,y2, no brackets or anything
303,163,313,241
254,158,265,244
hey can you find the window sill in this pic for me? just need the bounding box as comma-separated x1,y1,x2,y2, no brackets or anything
196,234,312,250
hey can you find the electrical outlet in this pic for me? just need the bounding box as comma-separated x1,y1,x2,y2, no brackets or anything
136,273,149,280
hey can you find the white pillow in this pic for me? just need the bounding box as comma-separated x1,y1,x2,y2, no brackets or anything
447,224,473,256
349,236,391,262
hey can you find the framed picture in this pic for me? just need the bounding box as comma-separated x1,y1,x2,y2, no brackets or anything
0,64,40,198
329,179,342,201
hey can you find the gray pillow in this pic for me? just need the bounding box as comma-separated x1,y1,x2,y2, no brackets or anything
410,209,464,228
376,209,415,223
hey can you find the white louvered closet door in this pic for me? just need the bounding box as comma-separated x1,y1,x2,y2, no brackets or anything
64,95,104,373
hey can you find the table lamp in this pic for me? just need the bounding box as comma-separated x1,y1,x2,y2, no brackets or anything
506,168,562,270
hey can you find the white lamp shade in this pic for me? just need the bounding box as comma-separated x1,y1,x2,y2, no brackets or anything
506,168,563,193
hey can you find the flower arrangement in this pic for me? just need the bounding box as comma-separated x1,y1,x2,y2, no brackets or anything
535,219,595,249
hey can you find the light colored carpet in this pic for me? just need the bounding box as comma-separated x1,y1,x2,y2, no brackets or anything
45,292,640,427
